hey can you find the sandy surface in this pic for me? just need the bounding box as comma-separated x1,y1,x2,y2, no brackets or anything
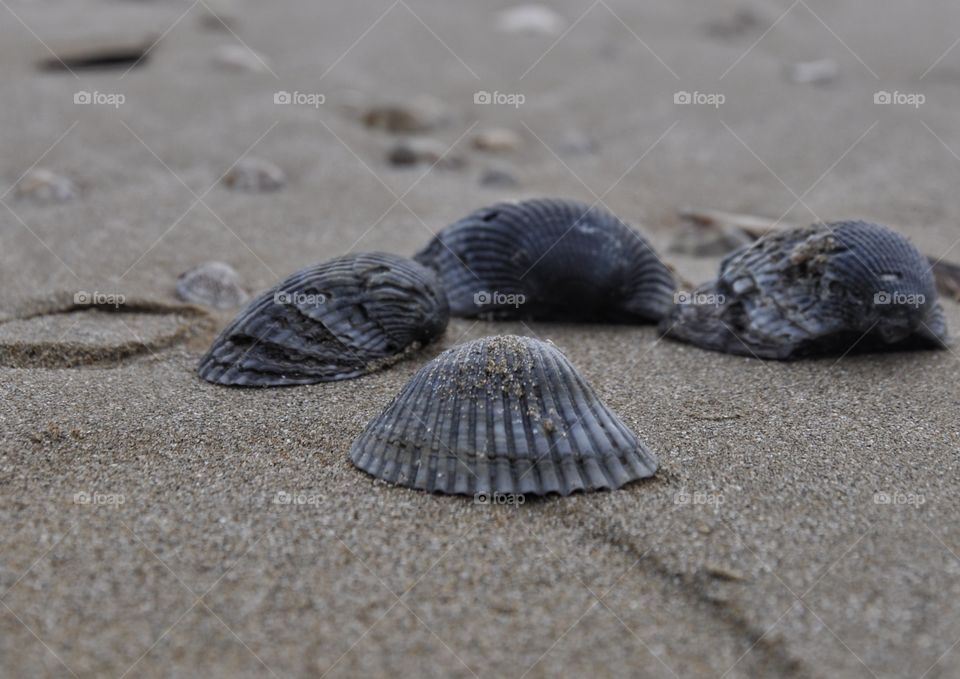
3,0,960,677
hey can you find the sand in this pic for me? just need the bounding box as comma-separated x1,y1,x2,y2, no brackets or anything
2,0,960,677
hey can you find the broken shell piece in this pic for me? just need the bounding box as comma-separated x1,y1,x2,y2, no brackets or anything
362,96,448,133
213,44,271,73
15,169,78,204
350,335,658,496
176,261,248,310
669,208,773,256
197,253,449,386
496,5,566,36
472,128,522,152
39,35,156,71
387,138,464,169
787,58,838,85
223,157,286,192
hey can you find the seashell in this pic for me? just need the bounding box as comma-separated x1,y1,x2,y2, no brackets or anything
414,199,675,322
496,5,566,36
212,44,272,73
15,169,78,204
198,253,449,386
472,128,522,153
176,261,248,310
387,138,464,169
662,221,950,359
362,95,448,133
223,157,286,192
350,335,658,496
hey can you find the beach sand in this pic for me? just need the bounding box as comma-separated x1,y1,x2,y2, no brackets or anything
2,1,960,677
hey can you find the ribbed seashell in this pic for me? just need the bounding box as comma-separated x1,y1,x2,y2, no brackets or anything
662,221,949,359
414,199,675,322
350,335,658,496
197,253,449,386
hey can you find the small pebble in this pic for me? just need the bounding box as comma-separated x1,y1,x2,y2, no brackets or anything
223,157,286,192
15,169,78,204
557,130,599,156
176,261,248,310
787,58,839,85
213,44,271,73
479,166,520,188
362,96,448,133
472,128,522,153
388,139,464,169
704,8,762,39
496,5,566,35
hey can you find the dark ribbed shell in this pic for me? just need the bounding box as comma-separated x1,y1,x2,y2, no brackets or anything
350,335,658,495
663,221,949,359
197,253,449,386
414,199,675,322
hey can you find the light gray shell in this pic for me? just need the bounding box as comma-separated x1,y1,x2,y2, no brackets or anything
350,335,658,495
197,252,449,386
414,199,675,322
662,221,949,359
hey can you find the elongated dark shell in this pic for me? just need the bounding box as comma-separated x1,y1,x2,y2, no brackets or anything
662,221,949,359
350,335,658,496
414,199,675,322
197,253,449,386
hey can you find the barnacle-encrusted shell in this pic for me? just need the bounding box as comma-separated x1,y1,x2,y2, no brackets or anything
662,221,949,359
350,335,658,496
414,199,675,322
197,253,449,386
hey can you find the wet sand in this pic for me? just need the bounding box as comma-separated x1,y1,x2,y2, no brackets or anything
2,1,960,677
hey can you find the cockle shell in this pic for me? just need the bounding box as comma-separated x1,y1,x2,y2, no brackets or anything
198,253,449,386
414,199,675,322
662,221,949,359
350,335,658,496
